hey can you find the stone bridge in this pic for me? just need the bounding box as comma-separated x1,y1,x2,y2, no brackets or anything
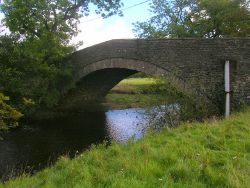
62,39,250,114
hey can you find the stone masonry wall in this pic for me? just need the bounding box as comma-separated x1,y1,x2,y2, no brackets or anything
71,39,250,112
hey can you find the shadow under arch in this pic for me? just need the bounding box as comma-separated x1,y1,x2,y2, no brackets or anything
58,58,202,112
74,58,194,96
75,58,168,80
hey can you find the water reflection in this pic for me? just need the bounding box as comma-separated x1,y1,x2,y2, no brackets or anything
106,108,148,141
0,111,108,181
0,107,149,181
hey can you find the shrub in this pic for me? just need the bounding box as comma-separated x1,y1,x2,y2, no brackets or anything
0,92,23,130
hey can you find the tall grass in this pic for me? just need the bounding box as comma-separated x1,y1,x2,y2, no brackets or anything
1,108,250,187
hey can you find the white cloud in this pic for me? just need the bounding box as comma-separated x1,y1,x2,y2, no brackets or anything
71,14,135,49
0,13,4,20
0,13,10,34
0,13,5,26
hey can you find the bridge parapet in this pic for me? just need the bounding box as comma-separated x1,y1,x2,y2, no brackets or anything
69,39,250,112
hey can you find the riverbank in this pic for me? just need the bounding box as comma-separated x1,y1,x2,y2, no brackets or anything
103,77,173,109
1,108,250,187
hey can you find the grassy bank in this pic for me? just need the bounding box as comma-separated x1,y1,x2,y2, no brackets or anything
1,108,250,187
104,77,172,108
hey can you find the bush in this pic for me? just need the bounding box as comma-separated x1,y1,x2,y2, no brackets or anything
0,92,23,130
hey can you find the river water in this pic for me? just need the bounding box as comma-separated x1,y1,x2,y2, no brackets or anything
0,107,151,181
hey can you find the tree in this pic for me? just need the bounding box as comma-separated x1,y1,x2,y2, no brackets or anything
1,0,123,64
133,0,250,38
190,0,250,38
0,34,74,114
0,0,123,120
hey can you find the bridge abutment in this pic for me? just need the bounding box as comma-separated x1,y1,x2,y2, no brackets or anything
62,39,250,115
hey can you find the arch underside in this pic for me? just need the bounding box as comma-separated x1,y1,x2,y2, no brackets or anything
75,58,194,96
74,58,169,80
59,58,198,111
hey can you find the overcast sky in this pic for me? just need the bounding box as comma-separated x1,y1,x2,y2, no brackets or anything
0,0,151,49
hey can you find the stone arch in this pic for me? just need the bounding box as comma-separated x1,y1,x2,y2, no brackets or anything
74,58,194,98
66,38,250,113
58,57,199,111
75,58,167,80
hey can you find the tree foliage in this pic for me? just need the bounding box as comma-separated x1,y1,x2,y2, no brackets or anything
0,34,74,114
134,0,250,38
0,0,123,129
0,92,23,130
1,0,122,40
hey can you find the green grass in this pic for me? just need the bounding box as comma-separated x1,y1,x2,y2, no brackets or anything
1,108,250,187
105,93,170,108
118,77,160,86
109,77,166,93
105,77,171,108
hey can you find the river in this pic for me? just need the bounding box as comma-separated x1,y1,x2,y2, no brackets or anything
0,107,152,181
